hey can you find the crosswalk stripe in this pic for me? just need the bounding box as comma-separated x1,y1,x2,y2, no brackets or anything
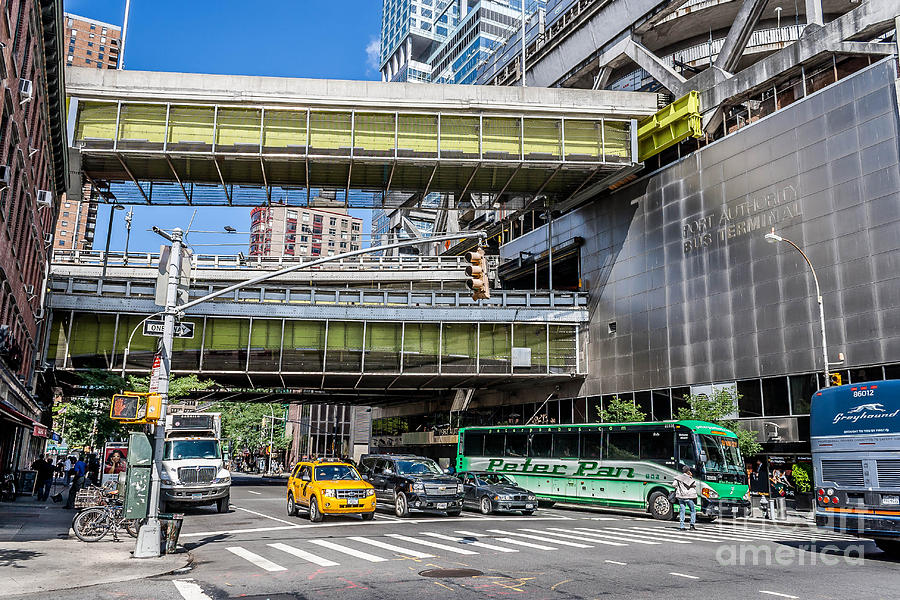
494,537,559,550
172,580,212,600
385,534,479,555
308,539,388,562
561,527,663,545
226,547,288,572
628,527,755,542
421,532,519,552
486,529,594,548
520,527,627,547
601,528,690,544
267,543,339,567
347,536,435,559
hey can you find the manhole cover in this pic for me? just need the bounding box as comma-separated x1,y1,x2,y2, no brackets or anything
419,568,483,578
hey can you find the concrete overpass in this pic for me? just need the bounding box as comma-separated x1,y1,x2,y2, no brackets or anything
64,67,658,209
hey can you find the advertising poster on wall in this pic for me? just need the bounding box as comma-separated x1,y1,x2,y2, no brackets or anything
101,442,129,486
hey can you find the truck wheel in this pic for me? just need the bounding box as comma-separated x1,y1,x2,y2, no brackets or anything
648,491,674,520
217,494,230,514
394,492,410,518
309,497,324,522
287,493,298,517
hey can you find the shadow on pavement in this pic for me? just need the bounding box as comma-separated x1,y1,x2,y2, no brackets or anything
0,548,43,568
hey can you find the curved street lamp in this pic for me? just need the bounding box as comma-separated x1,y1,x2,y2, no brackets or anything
764,228,832,387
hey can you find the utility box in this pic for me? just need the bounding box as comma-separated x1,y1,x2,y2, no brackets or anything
124,432,153,519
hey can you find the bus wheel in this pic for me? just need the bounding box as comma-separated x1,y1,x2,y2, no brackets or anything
875,539,900,556
648,491,674,520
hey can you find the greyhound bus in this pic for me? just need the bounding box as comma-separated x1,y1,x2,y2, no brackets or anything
456,420,750,520
811,379,900,555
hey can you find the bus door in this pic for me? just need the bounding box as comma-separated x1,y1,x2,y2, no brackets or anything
677,431,697,473
578,430,605,499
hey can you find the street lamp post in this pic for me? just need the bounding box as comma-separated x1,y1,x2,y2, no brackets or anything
123,209,134,266
764,228,831,386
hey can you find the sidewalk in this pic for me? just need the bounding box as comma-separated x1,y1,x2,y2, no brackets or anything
0,493,190,597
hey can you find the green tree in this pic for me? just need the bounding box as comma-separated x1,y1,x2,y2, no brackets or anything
215,403,289,454
597,396,647,423
674,388,762,458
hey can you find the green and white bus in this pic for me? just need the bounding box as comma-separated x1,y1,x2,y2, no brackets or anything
456,420,750,520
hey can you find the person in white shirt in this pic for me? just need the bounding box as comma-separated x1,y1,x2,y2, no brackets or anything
673,466,698,531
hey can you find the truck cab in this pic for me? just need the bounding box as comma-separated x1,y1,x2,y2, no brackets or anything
160,413,231,513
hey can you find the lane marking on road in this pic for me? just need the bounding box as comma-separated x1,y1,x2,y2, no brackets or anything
519,527,626,547
669,572,700,579
234,506,299,526
562,527,662,545
267,542,339,567
246,490,262,495
759,591,799,599
493,537,559,550
172,579,212,600
225,547,287,572
486,529,594,548
309,539,389,562
385,533,479,555
348,536,435,559
421,532,519,552
605,560,627,565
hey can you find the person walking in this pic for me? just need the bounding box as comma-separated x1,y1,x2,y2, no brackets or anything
30,455,54,501
674,465,698,531
62,456,73,485
65,456,87,509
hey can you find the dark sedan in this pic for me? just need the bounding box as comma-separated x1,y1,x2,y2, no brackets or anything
457,471,537,515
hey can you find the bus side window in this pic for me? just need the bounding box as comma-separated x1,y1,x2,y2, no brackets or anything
505,433,527,457
640,431,675,463
552,433,579,458
529,433,552,458
484,433,505,456
464,432,485,456
581,432,602,459
606,431,639,460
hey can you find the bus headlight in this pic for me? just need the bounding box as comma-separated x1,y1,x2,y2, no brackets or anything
701,487,719,500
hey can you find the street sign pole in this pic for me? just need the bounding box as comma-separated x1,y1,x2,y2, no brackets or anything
134,228,184,558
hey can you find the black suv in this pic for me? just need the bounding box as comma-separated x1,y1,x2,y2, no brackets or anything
358,454,464,517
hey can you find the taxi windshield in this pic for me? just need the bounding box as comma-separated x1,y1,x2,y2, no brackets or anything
314,465,361,481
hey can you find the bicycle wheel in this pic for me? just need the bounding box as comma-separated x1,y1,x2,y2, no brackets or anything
123,518,145,538
73,507,111,542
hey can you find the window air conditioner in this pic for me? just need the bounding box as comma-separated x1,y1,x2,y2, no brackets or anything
36,190,52,207
18,79,33,104
0,165,10,185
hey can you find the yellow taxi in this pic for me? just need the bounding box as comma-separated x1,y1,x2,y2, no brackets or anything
286,460,376,522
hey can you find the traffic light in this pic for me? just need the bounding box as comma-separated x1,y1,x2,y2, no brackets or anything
830,373,842,386
465,246,490,300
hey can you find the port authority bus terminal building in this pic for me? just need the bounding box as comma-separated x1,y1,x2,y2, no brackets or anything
371,0,900,501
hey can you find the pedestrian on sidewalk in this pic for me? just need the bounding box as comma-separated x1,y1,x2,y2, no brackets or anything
30,455,55,501
65,456,87,509
674,465,698,531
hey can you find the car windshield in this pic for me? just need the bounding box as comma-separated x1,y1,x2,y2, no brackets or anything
315,465,360,481
697,434,744,477
164,440,220,460
475,473,516,486
395,459,443,475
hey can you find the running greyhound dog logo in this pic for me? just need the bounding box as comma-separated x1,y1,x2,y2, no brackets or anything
833,403,898,425
848,403,885,413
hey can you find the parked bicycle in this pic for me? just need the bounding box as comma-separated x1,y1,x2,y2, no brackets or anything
71,483,143,542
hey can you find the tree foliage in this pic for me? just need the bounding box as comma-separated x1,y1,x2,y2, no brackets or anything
215,403,290,453
674,388,763,458
597,396,647,423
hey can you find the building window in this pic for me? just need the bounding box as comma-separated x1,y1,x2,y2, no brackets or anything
329,217,337,226
101,27,107,34
67,18,73,26
59,231,67,236
86,50,92,56
85,59,91,64
90,24,95,30
60,221,68,227
88,42,93,47
58,240,65,246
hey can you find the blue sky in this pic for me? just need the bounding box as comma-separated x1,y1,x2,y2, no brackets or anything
65,0,383,253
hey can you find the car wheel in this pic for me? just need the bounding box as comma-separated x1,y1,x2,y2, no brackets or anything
648,491,674,520
287,493,297,517
216,495,230,514
361,511,375,521
395,492,410,518
480,496,493,515
309,496,324,522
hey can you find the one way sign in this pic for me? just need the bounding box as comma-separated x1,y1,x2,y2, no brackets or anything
142,320,195,339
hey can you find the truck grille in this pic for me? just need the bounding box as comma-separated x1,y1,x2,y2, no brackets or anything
178,466,217,484
821,460,865,487
877,460,900,488
336,489,368,499
424,483,457,497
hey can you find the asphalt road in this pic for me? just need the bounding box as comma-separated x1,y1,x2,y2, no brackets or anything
13,474,898,600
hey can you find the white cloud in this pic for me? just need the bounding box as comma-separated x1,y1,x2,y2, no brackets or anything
365,37,381,74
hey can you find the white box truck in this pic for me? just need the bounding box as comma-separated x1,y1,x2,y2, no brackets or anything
160,413,231,513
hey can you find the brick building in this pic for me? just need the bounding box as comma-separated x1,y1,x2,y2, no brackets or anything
249,205,362,258
53,13,120,252
0,0,68,476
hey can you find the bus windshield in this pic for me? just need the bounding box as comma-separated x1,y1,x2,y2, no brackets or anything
697,434,744,482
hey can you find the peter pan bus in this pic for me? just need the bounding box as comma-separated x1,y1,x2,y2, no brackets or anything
456,420,750,520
